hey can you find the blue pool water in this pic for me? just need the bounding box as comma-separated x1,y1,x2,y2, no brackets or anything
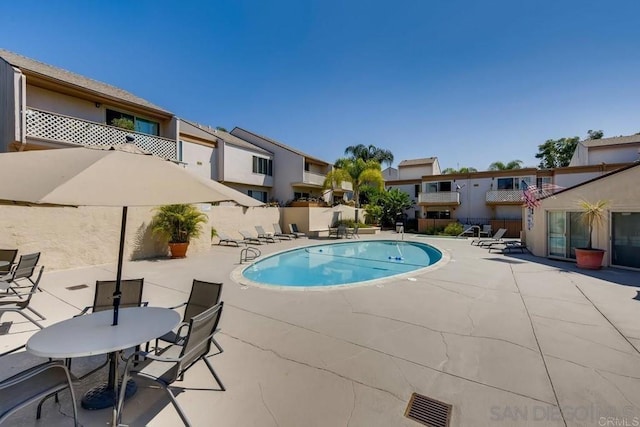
242,240,442,287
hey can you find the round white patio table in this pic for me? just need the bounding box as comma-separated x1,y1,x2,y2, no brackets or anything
27,307,181,421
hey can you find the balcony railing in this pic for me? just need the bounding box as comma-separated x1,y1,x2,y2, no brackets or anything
25,108,178,160
303,171,326,186
485,190,524,204
418,192,460,205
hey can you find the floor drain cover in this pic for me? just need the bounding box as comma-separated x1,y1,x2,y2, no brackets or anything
405,393,452,427
66,284,89,291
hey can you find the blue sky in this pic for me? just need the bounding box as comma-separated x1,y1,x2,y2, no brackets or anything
2,1,639,170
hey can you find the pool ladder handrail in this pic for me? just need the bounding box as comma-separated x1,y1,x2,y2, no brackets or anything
240,247,261,264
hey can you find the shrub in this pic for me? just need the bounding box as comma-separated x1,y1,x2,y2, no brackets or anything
443,222,463,236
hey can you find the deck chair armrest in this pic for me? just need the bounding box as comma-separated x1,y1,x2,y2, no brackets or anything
174,322,190,341
168,301,187,310
74,306,92,317
126,350,181,364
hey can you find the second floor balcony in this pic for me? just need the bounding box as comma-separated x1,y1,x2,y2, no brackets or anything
25,108,178,160
418,192,460,206
485,190,524,204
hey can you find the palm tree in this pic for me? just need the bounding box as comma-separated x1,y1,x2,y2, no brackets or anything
344,144,394,167
488,160,523,171
442,166,478,174
323,158,384,222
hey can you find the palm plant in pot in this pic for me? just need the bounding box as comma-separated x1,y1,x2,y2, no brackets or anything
152,204,208,258
574,199,609,269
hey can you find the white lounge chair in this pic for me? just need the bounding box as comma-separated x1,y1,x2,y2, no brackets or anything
272,223,294,240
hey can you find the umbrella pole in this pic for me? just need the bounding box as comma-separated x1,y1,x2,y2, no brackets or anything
113,206,127,326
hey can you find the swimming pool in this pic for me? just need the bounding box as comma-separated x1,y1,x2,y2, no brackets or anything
241,240,443,288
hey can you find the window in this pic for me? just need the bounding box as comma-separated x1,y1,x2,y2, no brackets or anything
426,210,451,219
536,176,552,189
106,109,159,136
304,162,310,172
248,190,267,202
426,181,452,193
252,156,273,176
414,184,419,197
294,192,310,200
497,177,532,190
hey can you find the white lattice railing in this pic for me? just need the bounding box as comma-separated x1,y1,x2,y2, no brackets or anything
25,108,178,160
485,190,523,203
418,192,460,204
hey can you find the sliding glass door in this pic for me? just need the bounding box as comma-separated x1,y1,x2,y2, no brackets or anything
547,211,589,259
612,212,640,269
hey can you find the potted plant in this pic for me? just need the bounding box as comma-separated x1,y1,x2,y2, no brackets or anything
152,204,208,258
574,199,609,269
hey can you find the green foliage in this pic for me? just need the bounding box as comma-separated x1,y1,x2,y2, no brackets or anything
216,126,228,132
535,136,579,168
211,227,218,240
423,226,445,235
587,130,603,140
578,199,609,249
344,144,394,166
323,158,383,209
442,166,478,174
334,219,368,228
111,117,135,131
488,160,523,171
152,204,208,243
378,188,413,227
443,222,464,236
364,204,383,225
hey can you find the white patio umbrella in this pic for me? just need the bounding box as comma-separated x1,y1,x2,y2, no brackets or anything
0,145,262,324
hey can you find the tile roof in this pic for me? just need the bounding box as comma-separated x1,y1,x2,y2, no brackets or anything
0,49,171,115
582,134,640,148
398,157,437,167
180,120,272,155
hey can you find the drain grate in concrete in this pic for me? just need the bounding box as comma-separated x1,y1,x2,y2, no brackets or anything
404,393,452,427
66,284,89,291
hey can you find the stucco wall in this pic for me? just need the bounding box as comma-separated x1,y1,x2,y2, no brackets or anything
181,141,215,180
0,61,20,152
524,165,640,267
28,86,103,122
209,206,281,240
0,204,281,271
223,144,273,187
399,164,432,180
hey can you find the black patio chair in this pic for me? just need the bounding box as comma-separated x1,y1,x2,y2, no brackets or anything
116,302,225,426
0,249,18,274
155,280,224,354
0,361,78,426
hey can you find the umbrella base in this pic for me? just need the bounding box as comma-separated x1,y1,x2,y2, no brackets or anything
81,379,137,410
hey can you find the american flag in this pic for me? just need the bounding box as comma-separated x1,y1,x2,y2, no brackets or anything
521,181,562,209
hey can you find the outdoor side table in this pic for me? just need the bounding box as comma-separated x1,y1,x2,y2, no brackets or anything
27,307,181,418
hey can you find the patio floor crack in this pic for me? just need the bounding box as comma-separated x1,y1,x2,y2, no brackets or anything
351,310,537,353
225,333,405,402
225,305,558,406
259,382,280,426
509,264,568,427
346,381,356,427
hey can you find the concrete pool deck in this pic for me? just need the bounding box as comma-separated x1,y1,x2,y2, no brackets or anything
1,232,639,426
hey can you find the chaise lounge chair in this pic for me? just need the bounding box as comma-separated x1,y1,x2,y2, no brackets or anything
488,240,528,253
239,230,262,245
289,224,307,238
255,225,278,243
217,231,245,247
471,228,507,246
272,223,294,240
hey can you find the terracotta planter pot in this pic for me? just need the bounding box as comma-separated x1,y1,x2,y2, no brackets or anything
574,248,605,270
168,242,189,258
